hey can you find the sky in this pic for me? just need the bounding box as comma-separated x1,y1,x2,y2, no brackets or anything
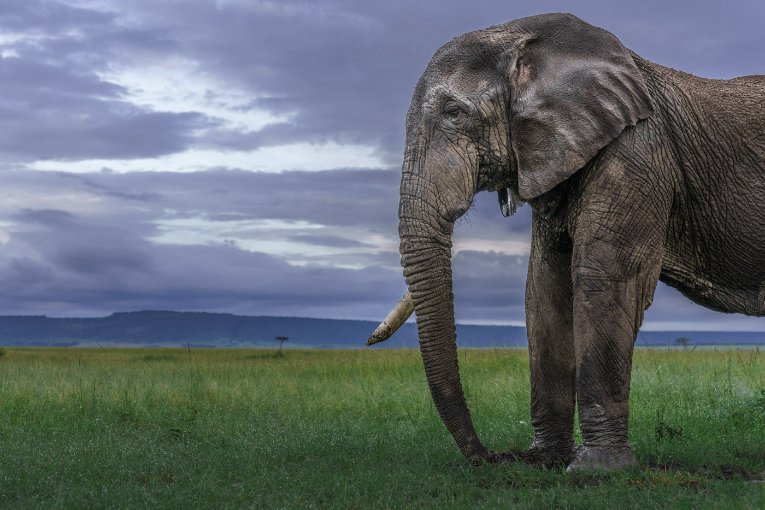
0,0,764,331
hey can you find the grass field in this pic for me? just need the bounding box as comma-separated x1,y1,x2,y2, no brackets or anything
0,347,764,509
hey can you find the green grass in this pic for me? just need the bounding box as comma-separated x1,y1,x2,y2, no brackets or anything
0,347,763,508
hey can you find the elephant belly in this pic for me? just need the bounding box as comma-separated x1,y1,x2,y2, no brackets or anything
660,167,765,317
659,266,765,316
661,235,765,317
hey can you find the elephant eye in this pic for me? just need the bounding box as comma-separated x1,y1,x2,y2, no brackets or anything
442,101,466,120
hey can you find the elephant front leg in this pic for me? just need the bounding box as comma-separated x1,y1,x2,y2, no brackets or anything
567,262,661,471
517,232,577,467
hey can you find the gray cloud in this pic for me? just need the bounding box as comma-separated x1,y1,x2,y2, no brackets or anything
0,170,403,316
0,2,206,162
0,192,401,316
287,234,371,249
106,0,765,161
4,1,765,164
14,208,76,226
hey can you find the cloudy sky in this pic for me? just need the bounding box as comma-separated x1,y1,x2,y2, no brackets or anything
1,0,764,331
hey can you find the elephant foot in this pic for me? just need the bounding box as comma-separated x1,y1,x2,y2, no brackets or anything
566,445,638,472
493,444,576,468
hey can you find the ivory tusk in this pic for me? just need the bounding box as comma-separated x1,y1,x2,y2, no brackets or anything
366,291,415,346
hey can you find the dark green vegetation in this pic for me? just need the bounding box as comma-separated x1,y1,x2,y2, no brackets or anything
0,348,763,508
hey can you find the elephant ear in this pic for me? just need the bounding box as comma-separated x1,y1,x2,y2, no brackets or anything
507,14,653,201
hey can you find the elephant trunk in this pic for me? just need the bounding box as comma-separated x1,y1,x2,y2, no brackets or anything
398,172,489,460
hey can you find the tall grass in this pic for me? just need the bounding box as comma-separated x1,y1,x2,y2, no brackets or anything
0,347,763,508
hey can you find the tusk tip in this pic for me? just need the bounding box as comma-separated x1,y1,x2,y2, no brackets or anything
365,328,388,346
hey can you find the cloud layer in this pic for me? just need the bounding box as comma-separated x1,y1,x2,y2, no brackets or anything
0,1,763,331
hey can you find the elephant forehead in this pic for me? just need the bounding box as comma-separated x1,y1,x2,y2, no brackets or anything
422,79,501,109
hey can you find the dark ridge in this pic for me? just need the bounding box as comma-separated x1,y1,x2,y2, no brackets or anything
0,311,761,348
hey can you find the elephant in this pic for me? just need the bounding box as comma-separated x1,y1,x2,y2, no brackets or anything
367,13,765,471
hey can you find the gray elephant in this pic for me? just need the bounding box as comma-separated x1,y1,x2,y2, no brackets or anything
368,13,765,471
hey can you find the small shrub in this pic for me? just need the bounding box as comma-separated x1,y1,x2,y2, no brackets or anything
655,421,683,443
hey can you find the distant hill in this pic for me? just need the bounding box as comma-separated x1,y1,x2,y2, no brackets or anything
0,311,761,348
0,311,470,348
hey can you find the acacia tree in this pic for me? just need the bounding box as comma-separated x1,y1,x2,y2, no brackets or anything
275,336,288,356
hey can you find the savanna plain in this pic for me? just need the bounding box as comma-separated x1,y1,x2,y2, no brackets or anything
0,347,764,509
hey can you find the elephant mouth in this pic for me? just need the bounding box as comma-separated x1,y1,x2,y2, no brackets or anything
498,187,523,217
367,292,414,345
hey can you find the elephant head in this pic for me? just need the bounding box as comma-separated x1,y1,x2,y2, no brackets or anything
378,13,653,460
